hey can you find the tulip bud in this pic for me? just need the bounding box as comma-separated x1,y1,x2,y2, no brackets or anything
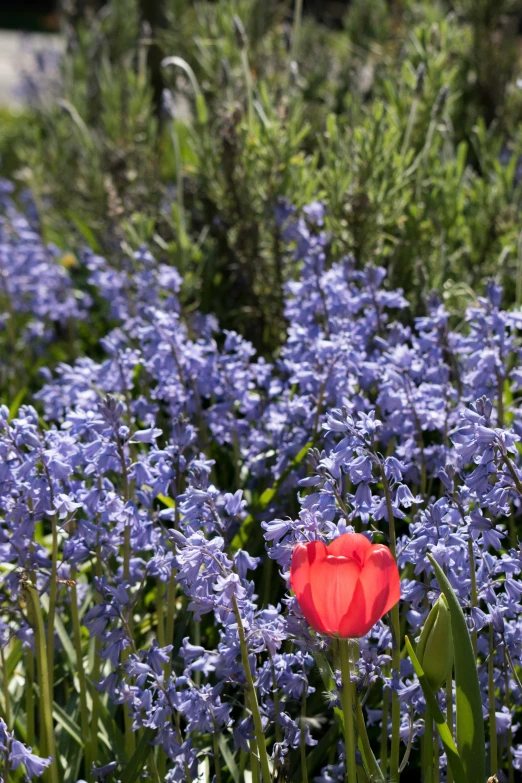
417,595,452,691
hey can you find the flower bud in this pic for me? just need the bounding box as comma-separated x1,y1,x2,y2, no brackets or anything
417,595,453,691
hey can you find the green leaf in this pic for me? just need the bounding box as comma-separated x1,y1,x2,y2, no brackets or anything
427,555,485,783
39,593,77,678
66,211,101,253
120,728,155,783
6,639,23,679
85,674,126,758
405,637,467,783
8,387,27,421
22,580,59,783
157,493,176,508
217,735,240,783
51,697,85,748
231,440,313,551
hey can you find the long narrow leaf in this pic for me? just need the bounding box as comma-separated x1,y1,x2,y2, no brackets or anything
427,555,485,783
218,735,240,783
6,640,23,679
120,728,155,783
85,674,126,758
30,686,85,749
405,637,467,783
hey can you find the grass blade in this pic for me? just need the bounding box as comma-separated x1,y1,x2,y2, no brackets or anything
120,728,155,783
427,554,485,783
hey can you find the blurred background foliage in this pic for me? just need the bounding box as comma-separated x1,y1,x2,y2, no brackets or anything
3,0,522,352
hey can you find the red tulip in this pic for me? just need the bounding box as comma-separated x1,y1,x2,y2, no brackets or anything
290,533,400,638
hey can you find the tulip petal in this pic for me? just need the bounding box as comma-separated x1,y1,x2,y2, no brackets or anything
309,555,361,635
338,580,368,638
328,533,372,565
290,541,329,634
344,545,400,636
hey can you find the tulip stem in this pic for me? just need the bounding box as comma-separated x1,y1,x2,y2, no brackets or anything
340,639,358,783
423,704,433,783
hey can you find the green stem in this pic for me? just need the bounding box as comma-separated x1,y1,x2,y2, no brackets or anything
445,675,453,783
0,643,11,729
380,465,401,781
290,0,303,63
214,730,222,783
232,595,271,783
503,452,522,497
433,740,440,783
355,699,385,782
157,579,165,647
489,625,497,777
165,570,177,672
240,49,254,131
23,579,59,783
26,649,35,748
175,711,193,783
400,97,419,157
46,512,59,693
90,543,102,766
339,639,357,783
122,523,135,758
504,647,515,783
379,681,389,775
497,371,505,428
269,657,283,745
119,441,136,759
170,121,187,268
192,619,202,687
467,539,478,655
423,704,433,783
70,574,92,781
158,581,167,780
300,683,309,783
504,644,522,692
149,750,162,783
249,739,260,783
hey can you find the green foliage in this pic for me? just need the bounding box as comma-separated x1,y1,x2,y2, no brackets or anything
428,554,486,783
5,0,522,354
405,636,467,783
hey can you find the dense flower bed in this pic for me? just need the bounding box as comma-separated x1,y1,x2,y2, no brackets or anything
1,188,522,782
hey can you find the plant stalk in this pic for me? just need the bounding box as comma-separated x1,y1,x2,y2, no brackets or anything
23,579,59,783
70,573,92,781
380,464,401,780
232,595,271,783
445,674,453,783
423,704,433,783
489,624,497,777
339,639,357,783
290,0,303,64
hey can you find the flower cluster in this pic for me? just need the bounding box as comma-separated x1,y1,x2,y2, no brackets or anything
3,190,522,781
